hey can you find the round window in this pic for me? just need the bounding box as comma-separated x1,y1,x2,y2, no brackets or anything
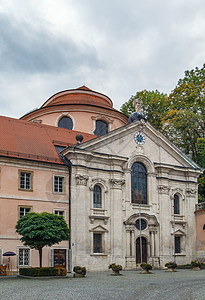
135,219,147,230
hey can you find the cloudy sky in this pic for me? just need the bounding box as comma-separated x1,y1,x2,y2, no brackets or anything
0,0,204,118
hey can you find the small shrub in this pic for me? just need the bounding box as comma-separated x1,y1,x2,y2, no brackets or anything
141,263,152,271
165,261,177,269
191,260,201,268
19,267,67,277
109,263,122,272
73,266,86,275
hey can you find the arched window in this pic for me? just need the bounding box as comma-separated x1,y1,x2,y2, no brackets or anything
174,194,180,214
58,116,73,130
131,162,147,204
93,185,102,208
94,120,108,136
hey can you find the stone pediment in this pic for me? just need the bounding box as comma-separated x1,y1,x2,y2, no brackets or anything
172,229,186,236
89,225,108,232
74,121,200,171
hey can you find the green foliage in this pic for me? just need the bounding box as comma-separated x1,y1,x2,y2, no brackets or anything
16,212,70,267
121,64,205,202
73,266,86,275
191,260,201,268
19,267,67,277
108,263,122,272
120,90,169,130
196,138,205,202
140,262,152,271
163,64,205,162
165,261,177,269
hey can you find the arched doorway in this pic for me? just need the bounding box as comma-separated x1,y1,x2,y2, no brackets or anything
136,237,147,264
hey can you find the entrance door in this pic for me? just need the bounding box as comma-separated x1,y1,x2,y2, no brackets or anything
136,237,147,264
54,249,66,268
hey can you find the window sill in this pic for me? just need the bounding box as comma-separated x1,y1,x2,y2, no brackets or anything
90,253,107,256
18,188,33,192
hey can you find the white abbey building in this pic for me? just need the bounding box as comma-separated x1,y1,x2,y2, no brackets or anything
64,112,200,270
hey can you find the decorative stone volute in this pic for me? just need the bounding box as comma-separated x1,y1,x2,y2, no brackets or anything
109,179,125,189
75,174,89,186
158,185,170,194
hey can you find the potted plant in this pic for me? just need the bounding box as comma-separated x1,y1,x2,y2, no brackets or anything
109,263,122,275
73,266,86,277
140,263,152,274
191,260,201,271
165,261,177,272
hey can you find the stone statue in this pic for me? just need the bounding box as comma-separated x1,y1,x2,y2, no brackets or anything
128,96,146,124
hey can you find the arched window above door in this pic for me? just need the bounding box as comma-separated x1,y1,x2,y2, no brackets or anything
131,162,147,204
58,116,73,130
94,120,108,136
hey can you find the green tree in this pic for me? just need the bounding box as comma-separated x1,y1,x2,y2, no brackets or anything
120,90,170,131
16,212,70,267
163,64,205,161
196,138,205,202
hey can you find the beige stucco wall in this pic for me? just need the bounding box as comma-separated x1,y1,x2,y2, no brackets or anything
0,158,69,271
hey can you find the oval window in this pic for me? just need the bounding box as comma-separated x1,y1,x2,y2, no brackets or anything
135,219,147,230
58,116,73,130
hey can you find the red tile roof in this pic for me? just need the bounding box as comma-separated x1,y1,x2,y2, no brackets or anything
0,116,96,164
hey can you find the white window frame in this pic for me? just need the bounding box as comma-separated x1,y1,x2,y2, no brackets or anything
53,209,66,219
18,247,31,266
53,175,65,194
18,206,32,218
19,170,33,191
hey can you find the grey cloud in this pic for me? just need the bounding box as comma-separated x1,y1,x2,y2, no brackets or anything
0,13,100,74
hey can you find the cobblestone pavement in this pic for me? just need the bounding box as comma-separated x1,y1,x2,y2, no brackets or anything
1,269,205,300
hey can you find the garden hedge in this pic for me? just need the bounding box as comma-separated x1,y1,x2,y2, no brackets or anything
19,267,67,277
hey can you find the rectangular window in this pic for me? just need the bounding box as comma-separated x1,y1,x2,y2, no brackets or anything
19,206,31,218
175,236,181,253
93,233,102,253
18,248,30,266
19,171,33,191
54,176,64,193
54,210,65,217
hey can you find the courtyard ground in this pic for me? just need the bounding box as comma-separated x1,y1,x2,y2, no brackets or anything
0,269,205,300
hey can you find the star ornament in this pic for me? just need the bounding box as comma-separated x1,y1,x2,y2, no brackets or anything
134,131,146,145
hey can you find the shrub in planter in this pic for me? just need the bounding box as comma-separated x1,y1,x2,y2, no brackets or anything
109,263,122,273
165,261,177,269
19,267,67,277
140,263,152,271
191,260,201,269
73,266,86,276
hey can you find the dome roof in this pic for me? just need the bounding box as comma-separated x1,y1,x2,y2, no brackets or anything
41,86,113,109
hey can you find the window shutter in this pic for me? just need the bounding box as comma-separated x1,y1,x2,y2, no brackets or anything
0,249,3,264
50,249,54,267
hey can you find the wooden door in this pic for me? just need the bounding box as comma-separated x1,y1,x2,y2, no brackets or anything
54,249,66,268
136,237,147,264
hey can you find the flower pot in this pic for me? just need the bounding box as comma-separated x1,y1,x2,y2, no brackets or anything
74,273,85,278
111,269,121,275
140,269,151,274
192,266,201,271
166,267,176,272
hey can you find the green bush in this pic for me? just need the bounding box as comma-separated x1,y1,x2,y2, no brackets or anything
19,267,67,277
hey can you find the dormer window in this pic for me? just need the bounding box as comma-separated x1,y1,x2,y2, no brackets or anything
94,120,108,136
58,116,73,130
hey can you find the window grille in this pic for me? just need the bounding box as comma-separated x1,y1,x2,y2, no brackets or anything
93,185,102,208
94,120,108,136
18,248,30,266
19,207,31,218
175,236,181,253
58,116,73,130
131,162,147,204
54,176,64,193
20,172,31,190
174,194,180,214
93,233,102,253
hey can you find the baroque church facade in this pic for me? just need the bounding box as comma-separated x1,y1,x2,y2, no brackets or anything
0,86,202,272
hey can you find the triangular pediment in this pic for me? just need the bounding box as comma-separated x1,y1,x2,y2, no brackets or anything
75,121,200,170
89,225,108,232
